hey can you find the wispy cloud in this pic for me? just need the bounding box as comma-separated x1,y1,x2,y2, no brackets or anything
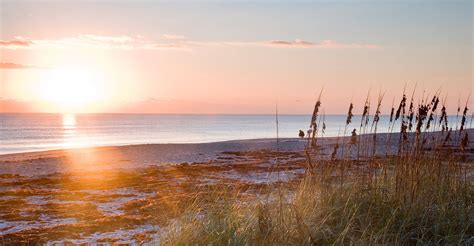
0,38,32,48
171,37,380,49
264,39,314,47
0,35,379,51
0,62,34,69
162,34,188,40
262,39,379,49
37,34,186,50
0,35,185,50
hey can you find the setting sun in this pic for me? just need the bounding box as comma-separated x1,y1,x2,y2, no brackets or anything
36,67,103,111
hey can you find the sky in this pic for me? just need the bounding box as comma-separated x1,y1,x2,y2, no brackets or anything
0,0,472,114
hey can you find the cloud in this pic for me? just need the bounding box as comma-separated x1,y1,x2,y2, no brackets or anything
0,34,379,51
189,39,379,49
265,39,314,47
0,38,32,48
80,34,135,43
162,34,188,40
0,35,186,51
35,34,184,50
262,39,379,49
0,62,33,69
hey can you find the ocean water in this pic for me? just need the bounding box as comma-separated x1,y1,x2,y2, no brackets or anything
0,113,462,155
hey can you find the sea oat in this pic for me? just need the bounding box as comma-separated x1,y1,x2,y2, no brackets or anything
459,103,468,133
346,103,354,125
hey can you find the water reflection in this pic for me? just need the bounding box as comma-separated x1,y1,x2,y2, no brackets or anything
59,113,112,174
62,113,77,148
62,113,76,130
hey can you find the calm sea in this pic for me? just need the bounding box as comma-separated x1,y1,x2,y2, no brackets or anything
0,113,462,155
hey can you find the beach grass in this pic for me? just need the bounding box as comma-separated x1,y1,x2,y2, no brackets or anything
161,156,473,245
161,90,473,245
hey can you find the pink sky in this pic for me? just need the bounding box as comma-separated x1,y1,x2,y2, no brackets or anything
0,1,471,114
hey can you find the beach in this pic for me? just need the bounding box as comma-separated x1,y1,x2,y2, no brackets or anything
1,129,472,177
0,130,472,243
0,138,305,177
0,137,312,243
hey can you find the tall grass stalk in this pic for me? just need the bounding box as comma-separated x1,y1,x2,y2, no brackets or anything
386,98,395,156
358,90,370,159
341,102,354,159
371,91,384,157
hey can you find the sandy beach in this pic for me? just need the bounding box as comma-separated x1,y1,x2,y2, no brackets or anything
0,137,313,243
1,130,472,177
0,130,472,243
0,138,305,177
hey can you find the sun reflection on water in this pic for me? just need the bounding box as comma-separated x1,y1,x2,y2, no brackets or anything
59,113,123,174
62,113,76,130
62,113,77,148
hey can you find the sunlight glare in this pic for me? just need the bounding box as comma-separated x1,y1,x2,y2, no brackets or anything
38,67,103,111
62,113,76,130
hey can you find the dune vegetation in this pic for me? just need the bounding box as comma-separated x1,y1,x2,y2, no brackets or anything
162,90,473,245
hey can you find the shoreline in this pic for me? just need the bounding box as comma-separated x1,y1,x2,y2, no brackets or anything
0,137,305,176
0,137,303,159
1,129,472,177
2,113,470,157
2,128,472,157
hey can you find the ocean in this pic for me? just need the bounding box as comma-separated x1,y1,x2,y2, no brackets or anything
0,113,462,155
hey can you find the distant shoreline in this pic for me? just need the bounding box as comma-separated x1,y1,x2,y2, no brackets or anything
2,113,470,156
0,112,466,117
1,129,472,158
1,129,472,177
0,137,304,158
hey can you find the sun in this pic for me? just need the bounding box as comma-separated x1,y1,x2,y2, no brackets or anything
38,67,103,111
